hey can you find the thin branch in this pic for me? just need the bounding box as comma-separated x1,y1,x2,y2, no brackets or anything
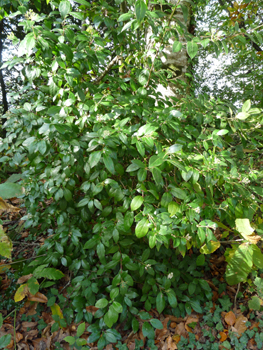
92,55,120,85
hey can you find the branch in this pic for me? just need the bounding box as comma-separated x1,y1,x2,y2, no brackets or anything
218,0,262,52
93,55,120,85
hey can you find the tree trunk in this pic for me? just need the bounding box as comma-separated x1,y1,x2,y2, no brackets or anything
146,0,191,100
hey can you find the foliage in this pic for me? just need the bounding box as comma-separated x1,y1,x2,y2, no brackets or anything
0,0,263,346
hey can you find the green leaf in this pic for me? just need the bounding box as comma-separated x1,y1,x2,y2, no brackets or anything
0,334,12,348
135,218,150,238
0,182,23,199
190,300,202,313
131,196,144,211
168,202,180,216
64,336,76,345
170,186,186,200
187,41,198,59
111,301,123,314
118,13,133,22
142,322,155,339
156,292,165,314
161,193,173,208
149,155,164,168
0,313,3,328
235,218,254,238
132,317,139,333
89,151,101,168
33,267,64,280
172,41,182,52
110,288,119,300
103,154,115,174
77,322,86,337
167,290,177,308
242,99,251,113
63,188,72,202
97,242,105,262
152,168,164,187
138,69,150,85
0,226,12,259
59,0,71,18
95,298,109,308
196,254,205,266
150,318,163,329
104,307,118,328
167,144,183,153
248,296,261,311
135,0,147,22
225,244,253,285
252,245,263,269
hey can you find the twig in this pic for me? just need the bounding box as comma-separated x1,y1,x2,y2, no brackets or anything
234,283,240,313
14,309,17,350
92,55,120,85
0,254,47,268
219,239,244,244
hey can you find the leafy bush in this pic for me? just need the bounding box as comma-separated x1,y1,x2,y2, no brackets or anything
1,0,263,340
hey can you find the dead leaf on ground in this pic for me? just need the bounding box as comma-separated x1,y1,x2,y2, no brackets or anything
219,331,228,342
28,292,48,303
224,310,236,326
185,316,199,333
162,335,177,350
86,305,99,315
175,322,188,338
17,274,33,284
231,315,248,337
0,197,20,213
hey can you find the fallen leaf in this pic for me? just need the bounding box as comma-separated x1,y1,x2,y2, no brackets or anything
185,316,199,333
165,335,178,350
172,334,181,344
219,331,228,342
175,322,188,338
17,274,33,284
14,284,29,302
231,315,248,337
27,292,48,303
224,311,236,326
0,197,20,213
15,332,23,343
51,303,63,319
86,305,99,315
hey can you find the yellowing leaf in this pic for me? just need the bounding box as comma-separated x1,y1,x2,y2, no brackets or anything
0,225,13,259
14,283,29,302
236,218,261,243
200,241,220,254
51,303,64,319
0,197,20,213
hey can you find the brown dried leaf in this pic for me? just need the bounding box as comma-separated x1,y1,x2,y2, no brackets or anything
15,332,24,343
231,315,248,337
185,316,199,333
219,331,228,342
175,322,188,338
165,335,178,350
0,197,20,213
86,305,99,315
224,311,236,326
17,274,33,284
27,292,48,303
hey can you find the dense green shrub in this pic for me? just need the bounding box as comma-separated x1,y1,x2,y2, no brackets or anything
1,0,263,344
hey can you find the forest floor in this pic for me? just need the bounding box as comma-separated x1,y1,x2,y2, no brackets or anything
1,198,263,350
